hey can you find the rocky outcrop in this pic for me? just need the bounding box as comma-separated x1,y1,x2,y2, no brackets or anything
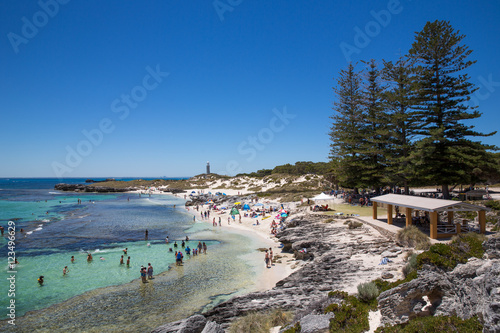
54,183,134,193
151,315,207,333
378,257,500,332
483,236,500,259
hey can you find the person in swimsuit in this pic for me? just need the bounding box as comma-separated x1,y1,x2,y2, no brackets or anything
147,263,153,279
126,256,130,267
120,255,124,265
38,276,44,285
71,256,75,263
140,266,147,283
203,242,207,254
87,253,93,262
197,241,202,254
265,250,270,268
63,266,68,276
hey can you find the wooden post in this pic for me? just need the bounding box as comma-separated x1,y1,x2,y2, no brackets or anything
478,211,486,234
387,204,393,225
430,211,438,239
372,202,377,220
456,223,461,234
447,211,454,224
406,208,412,227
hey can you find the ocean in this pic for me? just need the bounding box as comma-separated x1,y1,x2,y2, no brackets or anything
0,178,267,332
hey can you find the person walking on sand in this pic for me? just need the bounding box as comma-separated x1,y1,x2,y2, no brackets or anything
147,263,153,279
269,248,273,266
203,242,207,254
265,250,270,268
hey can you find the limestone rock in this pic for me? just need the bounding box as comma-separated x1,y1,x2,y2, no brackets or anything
201,321,225,333
378,258,500,332
151,314,207,333
483,237,500,259
297,313,334,333
381,272,394,279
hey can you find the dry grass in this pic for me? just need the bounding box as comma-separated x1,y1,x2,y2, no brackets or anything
396,226,431,250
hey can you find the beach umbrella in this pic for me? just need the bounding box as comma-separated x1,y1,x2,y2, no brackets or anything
234,202,241,205
243,204,250,210
191,191,196,193
281,213,288,217
230,207,240,215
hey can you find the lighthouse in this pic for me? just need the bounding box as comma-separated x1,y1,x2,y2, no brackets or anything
206,161,210,175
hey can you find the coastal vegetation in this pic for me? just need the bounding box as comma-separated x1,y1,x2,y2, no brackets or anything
395,226,431,250
375,315,483,333
227,309,293,333
329,20,499,197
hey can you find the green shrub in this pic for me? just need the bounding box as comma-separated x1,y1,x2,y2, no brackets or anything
325,293,372,333
375,315,483,332
417,232,486,271
372,270,418,293
402,253,418,278
348,221,363,229
357,282,379,302
484,200,500,211
396,226,431,250
283,322,301,333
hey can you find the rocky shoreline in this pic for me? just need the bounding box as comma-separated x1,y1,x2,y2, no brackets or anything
153,214,500,333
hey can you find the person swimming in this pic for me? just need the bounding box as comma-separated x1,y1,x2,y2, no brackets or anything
38,276,44,285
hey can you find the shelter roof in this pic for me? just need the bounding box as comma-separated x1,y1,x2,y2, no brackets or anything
371,194,490,212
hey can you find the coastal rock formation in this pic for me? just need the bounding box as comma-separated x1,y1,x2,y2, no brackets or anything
151,314,207,333
54,183,133,192
157,214,405,331
378,238,500,332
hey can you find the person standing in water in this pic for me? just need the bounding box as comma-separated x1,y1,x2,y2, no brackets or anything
63,266,68,276
145,229,148,240
87,253,93,262
126,256,130,267
197,241,202,254
203,242,207,254
38,276,44,285
147,263,153,279
71,256,75,263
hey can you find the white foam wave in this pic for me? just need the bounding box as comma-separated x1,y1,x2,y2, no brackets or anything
34,227,42,231
49,191,60,194
41,219,50,222
26,231,33,235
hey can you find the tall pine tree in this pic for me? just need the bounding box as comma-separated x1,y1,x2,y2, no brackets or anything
382,56,420,194
408,20,496,198
329,63,365,191
359,59,388,193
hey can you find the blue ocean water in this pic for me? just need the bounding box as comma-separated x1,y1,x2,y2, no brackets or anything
0,178,216,319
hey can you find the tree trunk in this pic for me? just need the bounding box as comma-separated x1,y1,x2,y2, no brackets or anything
442,184,450,199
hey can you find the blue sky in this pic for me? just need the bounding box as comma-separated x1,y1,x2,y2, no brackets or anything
1,0,499,178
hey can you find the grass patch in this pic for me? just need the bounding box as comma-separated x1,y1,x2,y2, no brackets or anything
396,226,431,250
228,308,293,333
348,221,364,229
375,315,483,332
484,200,500,211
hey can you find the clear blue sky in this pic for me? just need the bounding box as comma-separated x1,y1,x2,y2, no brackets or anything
1,0,499,178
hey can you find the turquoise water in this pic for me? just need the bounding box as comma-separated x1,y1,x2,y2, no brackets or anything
2,239,218,318
0,179,269,331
